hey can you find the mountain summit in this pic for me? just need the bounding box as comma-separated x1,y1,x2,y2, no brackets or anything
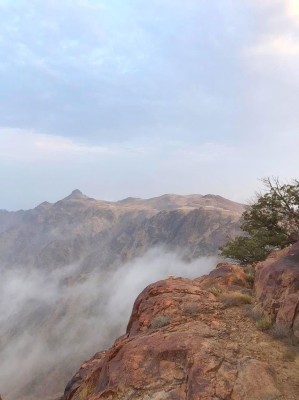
63,189,89,201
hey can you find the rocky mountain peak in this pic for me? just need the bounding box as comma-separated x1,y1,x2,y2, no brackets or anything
63,189,88,201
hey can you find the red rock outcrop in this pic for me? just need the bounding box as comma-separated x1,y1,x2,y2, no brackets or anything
255,242,299,338
62,264,299,400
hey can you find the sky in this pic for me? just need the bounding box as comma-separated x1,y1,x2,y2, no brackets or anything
0,0,299,210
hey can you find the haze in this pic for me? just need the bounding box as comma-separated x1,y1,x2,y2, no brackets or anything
0,249,216,399
0,0,298,209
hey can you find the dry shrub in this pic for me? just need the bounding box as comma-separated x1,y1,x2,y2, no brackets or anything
243,305,263,321
209,287,222,297
183,303,200,316
150,315,171,329
271,324,291,339
282,349,296,362
220,292,252,307
256,316,272,331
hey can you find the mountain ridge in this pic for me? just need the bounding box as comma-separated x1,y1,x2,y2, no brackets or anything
0,191,244,271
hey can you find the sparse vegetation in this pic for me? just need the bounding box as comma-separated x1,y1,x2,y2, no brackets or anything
270,324,291,339
200,278,215,290
220,178,299,264
220,291,252,307
80,382,93,400
245,271,255,286
231,276,245,286
183,303,200,316
282,349,296,362
256,316,272,331
243,305,263,321
209,287,222,297
150,315,171,329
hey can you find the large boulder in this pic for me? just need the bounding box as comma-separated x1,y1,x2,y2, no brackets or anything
255,242,299,338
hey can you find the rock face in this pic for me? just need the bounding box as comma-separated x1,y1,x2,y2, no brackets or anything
62,264,299,400
255,242,299,338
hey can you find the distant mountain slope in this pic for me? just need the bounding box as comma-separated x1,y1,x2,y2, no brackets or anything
0,191,244,400
0,190,244,271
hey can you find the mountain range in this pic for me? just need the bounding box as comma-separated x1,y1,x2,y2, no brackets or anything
0,190,243,271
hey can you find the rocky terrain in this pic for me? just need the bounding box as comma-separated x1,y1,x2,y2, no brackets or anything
61,244,299,400
255,243,299,338
0,191,244,400
0,190,243,271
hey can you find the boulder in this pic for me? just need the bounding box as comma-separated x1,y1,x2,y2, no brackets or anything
255,242,299,337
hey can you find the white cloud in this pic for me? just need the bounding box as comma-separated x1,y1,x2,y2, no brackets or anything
0,128,235,165
286,0,299,25
247,35,299,56
0,128,116,161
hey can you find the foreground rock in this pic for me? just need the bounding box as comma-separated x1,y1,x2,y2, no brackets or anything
62,263,299,400
255,242,299,338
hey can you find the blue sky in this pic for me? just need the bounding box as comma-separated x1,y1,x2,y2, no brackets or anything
1,0,299,209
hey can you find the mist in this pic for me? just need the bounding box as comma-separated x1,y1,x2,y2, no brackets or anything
0,249,217,400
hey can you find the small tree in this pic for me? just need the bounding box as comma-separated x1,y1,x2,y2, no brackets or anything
220,178,299,264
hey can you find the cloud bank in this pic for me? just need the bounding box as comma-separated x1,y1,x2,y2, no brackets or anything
0,249,217,400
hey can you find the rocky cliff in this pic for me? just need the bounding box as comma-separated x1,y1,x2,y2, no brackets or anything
61,246,299,400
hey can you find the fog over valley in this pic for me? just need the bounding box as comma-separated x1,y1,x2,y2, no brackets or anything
0,250,217,399
0,191,241,399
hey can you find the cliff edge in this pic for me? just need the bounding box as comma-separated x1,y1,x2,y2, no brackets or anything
61,245,299,400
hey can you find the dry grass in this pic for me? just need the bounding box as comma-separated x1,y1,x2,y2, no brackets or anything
282,348,297,362
80,382,93,400
220,292,252,307
256,316,272,331
209,286,222,297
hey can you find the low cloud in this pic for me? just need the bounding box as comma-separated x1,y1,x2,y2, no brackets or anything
0,249,217,400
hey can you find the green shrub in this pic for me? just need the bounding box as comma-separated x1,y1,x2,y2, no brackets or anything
220,178,299,264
